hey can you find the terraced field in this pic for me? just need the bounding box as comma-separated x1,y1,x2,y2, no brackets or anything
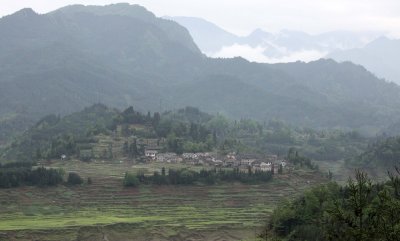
0,161,326,241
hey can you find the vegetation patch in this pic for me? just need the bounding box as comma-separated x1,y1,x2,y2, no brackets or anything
0,160,326,240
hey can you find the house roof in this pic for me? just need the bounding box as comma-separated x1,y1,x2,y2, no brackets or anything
238,153,261,160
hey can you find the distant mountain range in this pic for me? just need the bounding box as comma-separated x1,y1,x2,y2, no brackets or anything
167,16,400,84
327,37,400,84
165,16,380,60
1,3,400,144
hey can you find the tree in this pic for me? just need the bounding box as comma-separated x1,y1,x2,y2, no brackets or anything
107,143,113,160
207,115,230,137
278,164,283,174
247,166,253,176
124,172,139,187
147,111,151,122
67,172,83,185
263,170,400,241
327,171,373,241
123,141,129,156
153,112,161,127
121,124,130,137
129,140,138,158
35,148,42,159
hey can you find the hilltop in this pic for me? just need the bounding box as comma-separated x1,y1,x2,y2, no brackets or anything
1,104,368,169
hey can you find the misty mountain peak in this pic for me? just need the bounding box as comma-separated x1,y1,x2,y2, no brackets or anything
6,8,38,19
47,3,200,53
366,36,395,48
53,3,156,20
248,28,272,39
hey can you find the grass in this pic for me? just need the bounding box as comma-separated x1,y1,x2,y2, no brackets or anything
47,160,215,177
0,212,171,230
0,186,276,239
0,160,327,240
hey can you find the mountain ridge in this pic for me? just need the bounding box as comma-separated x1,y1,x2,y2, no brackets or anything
167,16,381,62
328,37,400,84
1,4,400,144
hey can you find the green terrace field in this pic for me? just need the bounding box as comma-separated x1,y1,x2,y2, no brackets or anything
0,161,327,241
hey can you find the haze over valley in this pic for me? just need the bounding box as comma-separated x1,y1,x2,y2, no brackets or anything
168,16,400,84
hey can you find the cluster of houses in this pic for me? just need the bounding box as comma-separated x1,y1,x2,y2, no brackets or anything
145,149,287,172
118,136,287,172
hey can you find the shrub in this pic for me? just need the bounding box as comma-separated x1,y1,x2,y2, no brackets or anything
124,172,139,187
67,172,83,185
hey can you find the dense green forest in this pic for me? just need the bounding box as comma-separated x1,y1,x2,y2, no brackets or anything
0,161,89,188
0,104,118,162
261,170,400,241
0,162,64,188
349,136,400,172
124,167,273,186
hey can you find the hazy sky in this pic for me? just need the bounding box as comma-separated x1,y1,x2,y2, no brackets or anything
2,0,400,37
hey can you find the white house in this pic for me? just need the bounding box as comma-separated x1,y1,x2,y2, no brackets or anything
226,152,236,160
213,159,224,167
145,150,158,159
240,159,256,166
259,162,272,172
182,153,198,159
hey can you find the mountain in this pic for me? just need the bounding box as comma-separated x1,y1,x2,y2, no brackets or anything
163,16,238,53
175,58,400,134
0,5,202,119
54,4,200,54
0,4,202,141
328,37,400,84
1,3,400,144
167,16,380,62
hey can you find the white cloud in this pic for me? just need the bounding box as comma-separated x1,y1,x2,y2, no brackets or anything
209,44,327,63
272,50,328,63
209,44,269,63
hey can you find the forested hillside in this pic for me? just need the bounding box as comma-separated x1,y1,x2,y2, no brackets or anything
328,37,400,84
349,136,400,173
1,3,400,145
1,105,368,165
262,170,400,241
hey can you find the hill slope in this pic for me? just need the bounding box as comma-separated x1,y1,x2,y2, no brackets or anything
350,136,400,173
1,4,400,143
328,37,400,84
163,16,239,53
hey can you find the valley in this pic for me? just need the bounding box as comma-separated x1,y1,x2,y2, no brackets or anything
0,160,325,241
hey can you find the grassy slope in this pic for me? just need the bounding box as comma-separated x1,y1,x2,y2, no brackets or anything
0,161,326,241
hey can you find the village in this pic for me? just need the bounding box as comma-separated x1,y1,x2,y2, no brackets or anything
145,149,287,173
66,125,290,174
